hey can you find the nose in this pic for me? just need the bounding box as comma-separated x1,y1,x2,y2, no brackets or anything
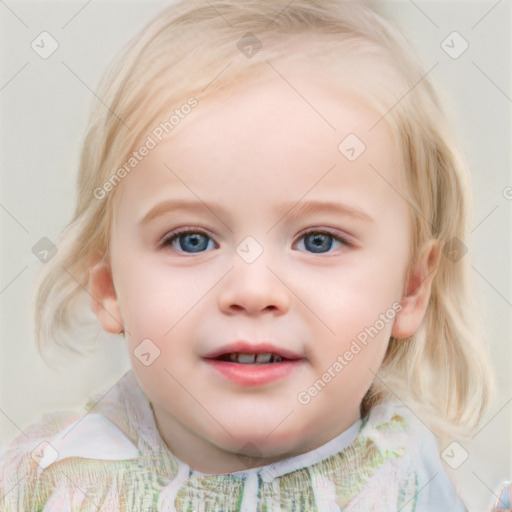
217,255,290,316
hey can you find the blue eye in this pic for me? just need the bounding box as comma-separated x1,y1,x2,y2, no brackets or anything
162,229,349,254
164,230,216,253
297,231,344,253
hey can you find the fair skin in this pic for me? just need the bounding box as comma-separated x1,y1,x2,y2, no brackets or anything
89,60,439,474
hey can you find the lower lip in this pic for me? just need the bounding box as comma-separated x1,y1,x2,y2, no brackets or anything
204,359,303,386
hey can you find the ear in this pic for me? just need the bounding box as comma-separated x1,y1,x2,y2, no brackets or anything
88,253,124,334
392,240,441,339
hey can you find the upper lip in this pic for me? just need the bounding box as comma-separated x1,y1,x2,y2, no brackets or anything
203,341,303,360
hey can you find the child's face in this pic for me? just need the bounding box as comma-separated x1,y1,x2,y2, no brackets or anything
91,60,435,473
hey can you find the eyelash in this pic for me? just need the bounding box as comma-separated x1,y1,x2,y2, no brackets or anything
159,227,354,254
160,228,218,253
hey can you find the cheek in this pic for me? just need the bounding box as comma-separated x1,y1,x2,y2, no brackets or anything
113,261,172,338
318,256,404,319
123,270,179,338
302,252,406,365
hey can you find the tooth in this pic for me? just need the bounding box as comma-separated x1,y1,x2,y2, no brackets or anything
229,353,238,362
237,353,256,364
255,353,272,364
273,355,283,363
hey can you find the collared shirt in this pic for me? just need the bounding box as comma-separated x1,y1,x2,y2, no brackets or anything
0,370,466,511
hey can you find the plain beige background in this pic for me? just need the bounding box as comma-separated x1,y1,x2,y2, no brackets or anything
1,1,511,511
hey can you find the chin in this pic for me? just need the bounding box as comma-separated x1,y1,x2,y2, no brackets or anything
227,439,299,469
214,422,308,460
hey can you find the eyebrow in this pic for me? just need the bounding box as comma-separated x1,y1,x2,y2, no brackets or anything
273,200,374,225
139,198,229,226
139,198,373,226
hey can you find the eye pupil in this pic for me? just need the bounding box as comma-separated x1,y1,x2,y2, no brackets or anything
177,233,210,252
304,233,333,253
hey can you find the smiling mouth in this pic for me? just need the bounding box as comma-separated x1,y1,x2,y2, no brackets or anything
204,347,303,385
215,352,285,364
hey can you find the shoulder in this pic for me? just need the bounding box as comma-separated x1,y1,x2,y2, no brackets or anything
358,400,467,512
0,409,80,511
1,413,141,512
0,394,141,511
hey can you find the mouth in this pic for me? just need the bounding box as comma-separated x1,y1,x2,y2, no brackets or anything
203,342,303,364
203,342,304,386
213,352,287,364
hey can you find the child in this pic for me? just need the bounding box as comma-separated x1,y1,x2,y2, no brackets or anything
0,0,496,510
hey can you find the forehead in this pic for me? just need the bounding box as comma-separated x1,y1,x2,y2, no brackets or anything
113,61,404,224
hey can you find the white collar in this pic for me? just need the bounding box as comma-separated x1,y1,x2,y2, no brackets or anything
38,370,368,478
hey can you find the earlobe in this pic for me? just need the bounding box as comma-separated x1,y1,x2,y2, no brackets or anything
88,256,124,334
392,240,441,339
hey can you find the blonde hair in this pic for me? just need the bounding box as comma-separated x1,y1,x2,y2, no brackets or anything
32,0,493,442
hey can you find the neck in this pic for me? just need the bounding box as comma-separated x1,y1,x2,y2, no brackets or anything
153,407,361,474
